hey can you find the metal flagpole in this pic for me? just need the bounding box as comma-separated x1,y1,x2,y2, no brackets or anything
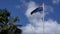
43,3,44,34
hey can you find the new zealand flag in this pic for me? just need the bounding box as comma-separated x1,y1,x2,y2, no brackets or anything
31,4,43,15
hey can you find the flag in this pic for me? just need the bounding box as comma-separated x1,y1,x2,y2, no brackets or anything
31,3,43,15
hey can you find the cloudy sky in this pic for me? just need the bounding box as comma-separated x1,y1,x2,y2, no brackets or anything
0,0,60,34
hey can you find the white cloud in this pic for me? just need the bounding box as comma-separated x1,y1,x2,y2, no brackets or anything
52,0,60,4
16,0,28,9
44,5,54,15
21,1,60,34
20,0,28,7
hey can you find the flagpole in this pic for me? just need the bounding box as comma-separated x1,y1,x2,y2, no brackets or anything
43,3,44,34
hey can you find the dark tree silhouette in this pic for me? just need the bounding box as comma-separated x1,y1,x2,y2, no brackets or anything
0,9,22,34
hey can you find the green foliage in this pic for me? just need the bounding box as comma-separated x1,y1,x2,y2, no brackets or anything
0,9,22,34
10,17,19,23
0,9,10,24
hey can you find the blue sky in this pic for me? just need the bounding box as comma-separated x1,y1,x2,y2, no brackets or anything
44,0,60,23
0,0,43,25
0,0,60,25
0,0,60,34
